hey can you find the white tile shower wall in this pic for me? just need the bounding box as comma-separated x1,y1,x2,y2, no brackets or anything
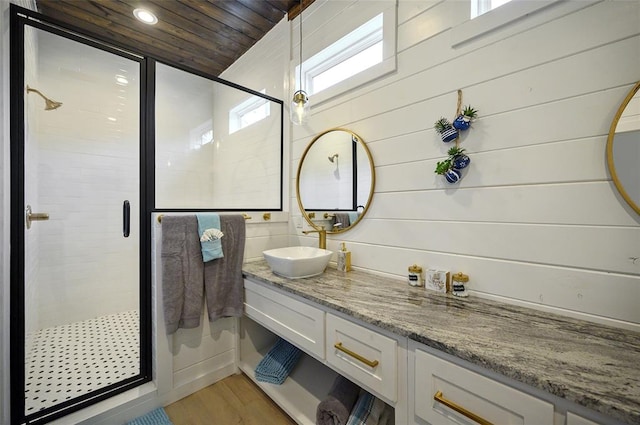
31,33,140,328
219,18,289,211
244,0,640,327
211,99,282,208
156,53,282,210
155,64,216,208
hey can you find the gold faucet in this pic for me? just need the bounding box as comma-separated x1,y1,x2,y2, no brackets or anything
302,226,327,249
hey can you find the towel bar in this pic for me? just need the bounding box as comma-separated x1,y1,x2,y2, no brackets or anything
157,213,252,223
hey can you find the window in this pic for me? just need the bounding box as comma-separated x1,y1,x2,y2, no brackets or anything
452,0,562,48
291,0,397,106
229,89,271,134
189,119,213,150
297,13,383,96
471,0,513,19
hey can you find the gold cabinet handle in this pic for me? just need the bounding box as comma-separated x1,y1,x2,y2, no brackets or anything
433,391,493,425
333,342,379,368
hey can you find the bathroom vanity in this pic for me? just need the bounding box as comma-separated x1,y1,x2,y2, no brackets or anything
240,260,640,425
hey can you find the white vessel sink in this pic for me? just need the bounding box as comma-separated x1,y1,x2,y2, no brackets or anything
263,246,333,279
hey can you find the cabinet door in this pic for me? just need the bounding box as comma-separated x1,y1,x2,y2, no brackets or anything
326,313,397,402
244,279,325,359
413,348,554,425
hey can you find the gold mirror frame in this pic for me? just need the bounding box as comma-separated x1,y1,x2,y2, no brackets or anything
606,81,640,216
296,128,376,234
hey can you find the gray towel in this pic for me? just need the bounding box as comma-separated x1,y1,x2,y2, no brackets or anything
204,214,246,322
161,215,204,334
316,375,361,425
333,213,351,229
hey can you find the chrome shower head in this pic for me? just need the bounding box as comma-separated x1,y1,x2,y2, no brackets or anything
328,153,339,163
26,85,63,111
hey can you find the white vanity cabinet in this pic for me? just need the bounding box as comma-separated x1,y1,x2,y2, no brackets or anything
409,341,554,425
241,264,637,425
239,278,404,425
243,279,325,360
325,313,398,403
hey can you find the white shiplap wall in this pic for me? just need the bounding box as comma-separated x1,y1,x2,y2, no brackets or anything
237,0,640,328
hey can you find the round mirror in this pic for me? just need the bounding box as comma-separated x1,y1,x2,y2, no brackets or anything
296,128,375,233
607,81,640,216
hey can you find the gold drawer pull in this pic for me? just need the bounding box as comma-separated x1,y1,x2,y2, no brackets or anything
433,391,493,425
334,342,379,368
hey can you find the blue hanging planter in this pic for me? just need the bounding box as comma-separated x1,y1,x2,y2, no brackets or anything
444,169,461,184
452,154,471,170
439,127,458,143
452,115,472,131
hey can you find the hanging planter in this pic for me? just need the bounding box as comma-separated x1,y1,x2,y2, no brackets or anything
448,146,471,170
444,168,462,183
452,105,478,131
434,118,458,143
433,91,478,184
435,159,461,184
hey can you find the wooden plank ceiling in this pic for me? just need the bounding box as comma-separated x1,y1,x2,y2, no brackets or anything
36,0,311,77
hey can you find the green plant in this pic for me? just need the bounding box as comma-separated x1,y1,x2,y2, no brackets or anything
447,146,466,158
462,105,478,119
434,117,453,133
434,159,452,175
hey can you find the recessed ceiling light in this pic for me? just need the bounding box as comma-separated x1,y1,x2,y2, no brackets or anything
133,8,158,25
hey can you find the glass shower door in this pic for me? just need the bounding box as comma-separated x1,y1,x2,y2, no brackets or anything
17,24,144,423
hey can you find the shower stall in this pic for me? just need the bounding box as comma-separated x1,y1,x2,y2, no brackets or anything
10,7,151,425
10,5,284,424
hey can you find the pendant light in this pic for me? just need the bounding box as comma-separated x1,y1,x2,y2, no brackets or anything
291,0,310,125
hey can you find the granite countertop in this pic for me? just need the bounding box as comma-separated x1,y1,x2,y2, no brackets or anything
243,260,640,425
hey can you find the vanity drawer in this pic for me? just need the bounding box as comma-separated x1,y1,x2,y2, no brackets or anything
325,313,397,402
413,347,553,425
244,279,325,359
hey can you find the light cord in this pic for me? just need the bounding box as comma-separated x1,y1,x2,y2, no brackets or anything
299,0,303,92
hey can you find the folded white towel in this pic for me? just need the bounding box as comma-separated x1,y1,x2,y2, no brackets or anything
200,228,224,242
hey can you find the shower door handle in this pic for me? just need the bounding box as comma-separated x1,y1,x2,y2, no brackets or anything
123,200,130,238
25,205,49,229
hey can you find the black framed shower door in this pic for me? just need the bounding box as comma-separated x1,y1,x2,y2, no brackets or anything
10,5,152,425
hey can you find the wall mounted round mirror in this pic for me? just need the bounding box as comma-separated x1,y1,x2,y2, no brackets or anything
296,128,375,233
607,81,640,216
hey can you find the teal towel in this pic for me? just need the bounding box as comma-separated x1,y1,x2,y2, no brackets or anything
197,213,224,262
348,212,359,223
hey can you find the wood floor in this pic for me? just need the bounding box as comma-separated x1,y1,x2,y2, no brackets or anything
165,373,297,425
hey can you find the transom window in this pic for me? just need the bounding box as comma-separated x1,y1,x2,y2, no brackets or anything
296,13,384,96
189,119,213,150
471,0,514,19
229,89,271,134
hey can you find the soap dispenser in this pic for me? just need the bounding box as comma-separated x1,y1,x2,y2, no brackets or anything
337,242,351,272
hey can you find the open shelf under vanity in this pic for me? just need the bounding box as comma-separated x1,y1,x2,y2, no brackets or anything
238,316,339,424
